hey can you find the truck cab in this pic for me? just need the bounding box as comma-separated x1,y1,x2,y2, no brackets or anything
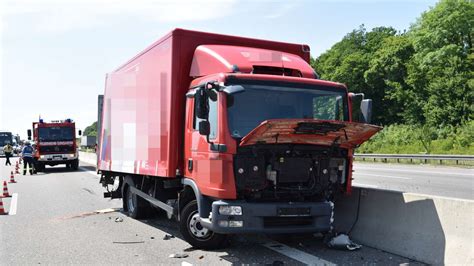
30,119,80,171
181,46,380,242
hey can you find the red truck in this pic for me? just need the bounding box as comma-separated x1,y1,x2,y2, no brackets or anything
98,29,381,249
28,119,81,171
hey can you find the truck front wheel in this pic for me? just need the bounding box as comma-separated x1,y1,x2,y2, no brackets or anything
179,200,227,250
71,159,79,170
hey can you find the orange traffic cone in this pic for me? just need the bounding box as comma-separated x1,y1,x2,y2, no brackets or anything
0,198,7,215
9,171,16,183
1,181,11,198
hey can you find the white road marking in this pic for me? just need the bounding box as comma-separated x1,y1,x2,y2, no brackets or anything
355,173,411,180
263,241,335,266
9,193,18,215
352,183,379,188
181,262,193,266
355,166,474,177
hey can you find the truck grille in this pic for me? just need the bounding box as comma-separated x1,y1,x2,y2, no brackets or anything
39,145,74,153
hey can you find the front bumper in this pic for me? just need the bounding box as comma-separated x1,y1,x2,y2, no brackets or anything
199,200,333,234
38,153,78,162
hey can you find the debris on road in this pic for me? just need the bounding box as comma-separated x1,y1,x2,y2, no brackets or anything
327,234,362,251
163,234,175,240
115,217,123,222
169,253,189,258
112,241,145,244
95,208,119,214
198,255,204,259
54,208,120,220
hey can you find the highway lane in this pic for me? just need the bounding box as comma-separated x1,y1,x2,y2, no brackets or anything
353,162,474,200
0,157,416,265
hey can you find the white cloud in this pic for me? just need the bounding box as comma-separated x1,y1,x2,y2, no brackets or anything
2,0,237,32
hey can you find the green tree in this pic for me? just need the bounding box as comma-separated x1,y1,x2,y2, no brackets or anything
83,121,97,137
365,35,417,124
313,26,399,125
407,0,473,126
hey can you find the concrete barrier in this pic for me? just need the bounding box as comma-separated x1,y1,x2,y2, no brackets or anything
79,151,96,166
334,187,474,265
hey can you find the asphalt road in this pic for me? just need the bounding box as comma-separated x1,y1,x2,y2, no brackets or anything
352,162,474,200
0,157,417,265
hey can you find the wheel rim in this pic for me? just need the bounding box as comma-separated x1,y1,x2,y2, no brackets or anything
187,211,211,240
126,187,136,213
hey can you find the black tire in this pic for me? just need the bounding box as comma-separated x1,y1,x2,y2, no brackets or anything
122,177,149,219
179,200,227,250
71,159,79,170
36,162,45,172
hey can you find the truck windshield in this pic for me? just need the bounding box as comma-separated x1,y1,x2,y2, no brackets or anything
226,83,348,138
38,127,74,141
0,132,13,146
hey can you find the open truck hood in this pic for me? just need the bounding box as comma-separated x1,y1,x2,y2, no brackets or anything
240,119,382,149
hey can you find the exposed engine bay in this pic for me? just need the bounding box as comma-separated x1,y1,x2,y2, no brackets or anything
234,144,348,202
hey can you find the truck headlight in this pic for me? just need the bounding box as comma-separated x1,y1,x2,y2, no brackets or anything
68,154,75,158
218,206,242,215
40,155,45,159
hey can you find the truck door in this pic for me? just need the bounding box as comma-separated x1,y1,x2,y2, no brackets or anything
183,90,236,199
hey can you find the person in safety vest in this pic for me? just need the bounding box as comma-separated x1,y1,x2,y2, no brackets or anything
3,143,13,166
21,141,35,175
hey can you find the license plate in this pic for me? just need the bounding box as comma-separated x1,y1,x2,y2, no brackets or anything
277,207,311,217
53,156,62,159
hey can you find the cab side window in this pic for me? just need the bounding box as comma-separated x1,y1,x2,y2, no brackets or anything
193,92,218,140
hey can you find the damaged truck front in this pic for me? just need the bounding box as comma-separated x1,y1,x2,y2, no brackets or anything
97,29,381,250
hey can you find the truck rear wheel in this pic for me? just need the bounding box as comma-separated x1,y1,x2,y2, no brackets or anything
123,176,149,219
179,200,227,250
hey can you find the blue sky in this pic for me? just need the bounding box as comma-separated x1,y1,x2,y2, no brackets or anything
0,0,437,138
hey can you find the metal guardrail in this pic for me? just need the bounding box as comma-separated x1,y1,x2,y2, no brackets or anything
354,154,474,164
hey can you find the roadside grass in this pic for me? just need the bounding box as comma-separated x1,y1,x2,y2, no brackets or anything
357,122,474,155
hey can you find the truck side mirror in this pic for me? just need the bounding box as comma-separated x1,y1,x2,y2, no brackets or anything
360,99,372,124
350,93,373,124
195,87,209,120
78,130,82,136
198,121,210,136
27,129,32,140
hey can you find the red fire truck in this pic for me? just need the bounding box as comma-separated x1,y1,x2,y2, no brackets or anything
28,119,81,171
98,29,381,249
